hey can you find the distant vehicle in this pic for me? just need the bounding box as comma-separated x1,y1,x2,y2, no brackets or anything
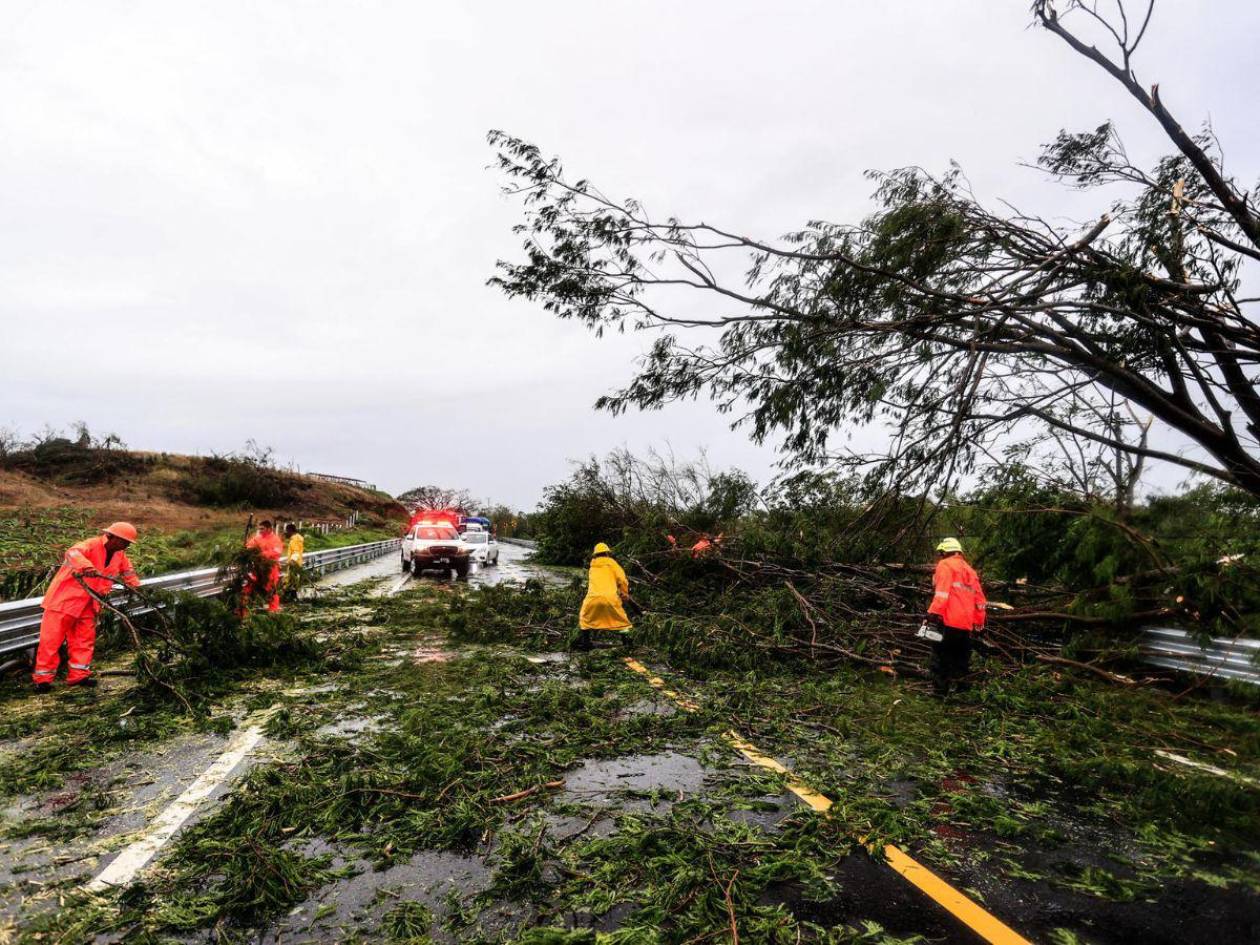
461,528,499,566
402,522,471,578
459,515,492,534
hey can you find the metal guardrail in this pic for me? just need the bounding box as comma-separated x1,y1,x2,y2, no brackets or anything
0,539,401,659
1140,626,1260,686
498,537,538,550
307,472,378,491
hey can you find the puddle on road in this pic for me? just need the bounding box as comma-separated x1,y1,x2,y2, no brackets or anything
314,714,386,740
727,792,797,833
525,652,569,665
562,751,709,809
413,639,453,664
616,698,677,720
264,842,493,944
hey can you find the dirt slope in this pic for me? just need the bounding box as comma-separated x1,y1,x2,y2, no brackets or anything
0,450,405,533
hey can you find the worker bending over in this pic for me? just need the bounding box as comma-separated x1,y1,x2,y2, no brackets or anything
576,542,632,650
33,522,141,692
242,519,284,613
926,537,987,696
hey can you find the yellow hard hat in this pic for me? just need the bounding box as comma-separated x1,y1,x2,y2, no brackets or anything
936,537,963,554
593,542,611,555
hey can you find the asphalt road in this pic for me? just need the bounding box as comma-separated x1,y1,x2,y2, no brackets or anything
315,540,563,596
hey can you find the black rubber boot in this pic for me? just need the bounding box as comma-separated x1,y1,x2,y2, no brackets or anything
68,677,98,689
574,630,593,652
34,682,53,694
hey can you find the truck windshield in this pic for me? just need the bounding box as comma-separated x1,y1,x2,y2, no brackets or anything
417,527,459,540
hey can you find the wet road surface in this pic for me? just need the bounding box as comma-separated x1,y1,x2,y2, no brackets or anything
314,540,565,596
0,542,570,927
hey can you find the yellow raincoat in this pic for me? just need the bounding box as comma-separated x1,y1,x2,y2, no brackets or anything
579,547,632,632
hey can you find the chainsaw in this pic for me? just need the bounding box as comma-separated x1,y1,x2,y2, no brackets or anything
914,620,943,643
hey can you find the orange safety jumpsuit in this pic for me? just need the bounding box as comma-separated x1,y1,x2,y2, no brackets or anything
33,536,140,685
243,530,285,613
926,553,986,694
927,554,987,632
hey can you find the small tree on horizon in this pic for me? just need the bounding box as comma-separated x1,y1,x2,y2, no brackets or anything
396,484,477,513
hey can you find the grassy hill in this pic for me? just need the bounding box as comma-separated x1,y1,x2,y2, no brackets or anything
0,443,406,600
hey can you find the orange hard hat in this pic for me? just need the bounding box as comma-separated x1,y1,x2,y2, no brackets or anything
104,521,138,543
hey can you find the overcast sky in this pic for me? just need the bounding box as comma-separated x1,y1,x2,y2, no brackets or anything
2,1,1256,508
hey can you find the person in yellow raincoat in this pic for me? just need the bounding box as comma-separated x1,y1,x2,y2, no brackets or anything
282,523,305,601
576,542,631,650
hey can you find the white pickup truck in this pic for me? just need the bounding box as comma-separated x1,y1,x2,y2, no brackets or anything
401,523,472,578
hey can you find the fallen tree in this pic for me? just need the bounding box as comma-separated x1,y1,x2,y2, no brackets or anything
79,546,331,712
490,1,1260,500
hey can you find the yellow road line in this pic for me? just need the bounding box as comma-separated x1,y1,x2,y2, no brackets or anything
622,657,1033,945
880,844,1030,944
623,658,700,711
723,731,835,813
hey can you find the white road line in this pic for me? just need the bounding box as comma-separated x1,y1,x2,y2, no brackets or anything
1155,749,1259,787
86,708,276,892
386,573,413,596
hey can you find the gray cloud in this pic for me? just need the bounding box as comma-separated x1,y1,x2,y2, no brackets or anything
3,1,1256,507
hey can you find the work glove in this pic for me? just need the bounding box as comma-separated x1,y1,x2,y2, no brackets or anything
926,612,944,627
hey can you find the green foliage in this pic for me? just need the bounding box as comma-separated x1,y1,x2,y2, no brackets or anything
531,451,758,566
445,578,584,648
489,54,1260,497
11,580,1260,944
0,506,94,600
483,502,538,539
0,426,145,485
533,459,627,565
956,470,1260,635
741,471,930,566
382,901,434,943
525,451,1260,640
185,454,305,508
110,589,328,713
508,930,596,945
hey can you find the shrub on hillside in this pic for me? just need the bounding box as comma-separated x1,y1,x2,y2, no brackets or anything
1,431,147,485
185,455,304,508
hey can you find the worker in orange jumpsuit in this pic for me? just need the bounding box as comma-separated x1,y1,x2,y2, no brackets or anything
32,522,141,692
242,519,284,614
926,537,987,696
690,532,724,558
